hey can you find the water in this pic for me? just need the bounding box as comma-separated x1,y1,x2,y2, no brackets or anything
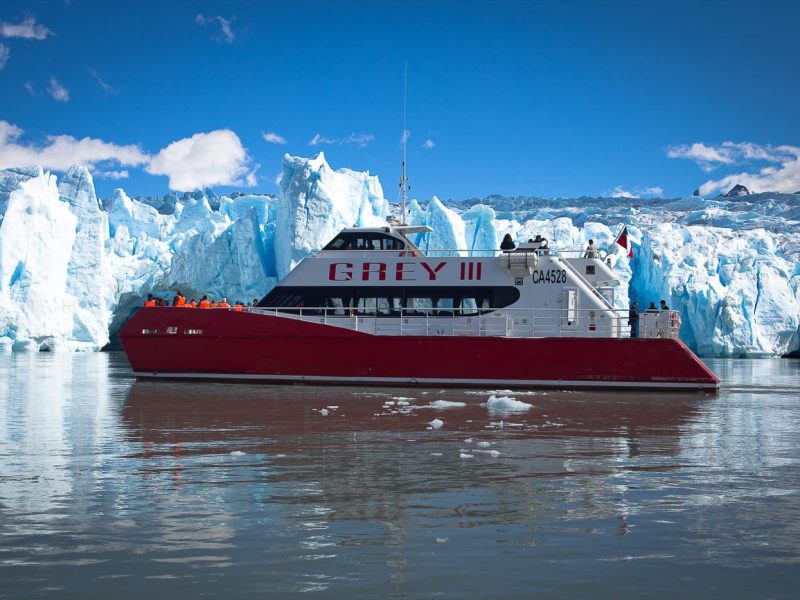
1,354,799,599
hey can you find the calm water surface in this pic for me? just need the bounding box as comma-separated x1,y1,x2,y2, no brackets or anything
1,353,799,599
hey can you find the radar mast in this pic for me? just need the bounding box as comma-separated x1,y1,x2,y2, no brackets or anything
400,63,409,225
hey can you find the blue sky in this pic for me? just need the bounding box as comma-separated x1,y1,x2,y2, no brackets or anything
1,0,799,201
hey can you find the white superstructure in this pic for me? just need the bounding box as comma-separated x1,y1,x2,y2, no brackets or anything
259,225,679,340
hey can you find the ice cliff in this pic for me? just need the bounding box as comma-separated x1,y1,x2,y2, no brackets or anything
0,154,798,357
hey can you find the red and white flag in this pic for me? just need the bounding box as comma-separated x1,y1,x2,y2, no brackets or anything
613,225,633,258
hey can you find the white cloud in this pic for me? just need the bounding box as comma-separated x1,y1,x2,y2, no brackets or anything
195,14,234,43
262,131,287,145
610,185,663,199
309,132,374,147
88,69,117,94
48,76,69,102
0,120,150,172
23,81,34,95
0,16,52,40
668,141,800,195
697,150,800,196
146,129,256,191
422,139,435,149
0,44,9,69
95,169,129,180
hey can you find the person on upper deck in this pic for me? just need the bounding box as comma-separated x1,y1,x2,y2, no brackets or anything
584,239,598,258
660,299,670,311
500,233,516,251
646,302,658,313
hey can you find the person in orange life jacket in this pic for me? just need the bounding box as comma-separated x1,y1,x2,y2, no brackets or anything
198,295,211,309
189,298,196,308
210,299,218,308
172,290,186,307
219,298,230,309
144,294,156,307
233,302,243,312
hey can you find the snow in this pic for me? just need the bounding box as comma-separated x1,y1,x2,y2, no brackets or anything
1,153,799,356
428,418,444,429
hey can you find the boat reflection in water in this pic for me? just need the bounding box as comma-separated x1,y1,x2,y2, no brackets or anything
122,382,705,526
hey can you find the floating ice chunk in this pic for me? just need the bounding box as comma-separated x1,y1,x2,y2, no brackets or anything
326,405,338,410
319,409,329,416
484,395,533,412
428,418,444,429
392,396,414,401
230,451,245,456
475,449,501,457
477,441,492,448
459,453,473,459
464,438,474,443
429,400,467,409
396,401,410,407
430,452,443,457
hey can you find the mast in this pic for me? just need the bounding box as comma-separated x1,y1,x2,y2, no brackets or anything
400,62,408,225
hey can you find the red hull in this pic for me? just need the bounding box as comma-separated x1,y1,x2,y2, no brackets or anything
119,308,719,390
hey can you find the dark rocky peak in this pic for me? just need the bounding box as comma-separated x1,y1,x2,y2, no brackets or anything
723,184,751,197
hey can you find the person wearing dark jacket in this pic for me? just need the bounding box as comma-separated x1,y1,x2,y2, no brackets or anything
628,301,639,338
500,233,516,251
660,299,670,311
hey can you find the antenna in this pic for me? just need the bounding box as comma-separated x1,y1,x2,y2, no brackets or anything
400,62,408,225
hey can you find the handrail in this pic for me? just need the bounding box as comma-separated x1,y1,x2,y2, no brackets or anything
152,305,681,340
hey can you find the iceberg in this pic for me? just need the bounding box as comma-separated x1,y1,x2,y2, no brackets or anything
0,153,798,357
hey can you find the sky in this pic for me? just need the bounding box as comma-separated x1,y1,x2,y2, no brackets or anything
1,0,799,201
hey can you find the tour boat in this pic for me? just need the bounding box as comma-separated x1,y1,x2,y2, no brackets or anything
120,225,719,391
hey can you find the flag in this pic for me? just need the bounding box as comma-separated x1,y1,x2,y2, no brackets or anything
614,225,633,258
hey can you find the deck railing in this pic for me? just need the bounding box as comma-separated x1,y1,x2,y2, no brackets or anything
241,306,682,340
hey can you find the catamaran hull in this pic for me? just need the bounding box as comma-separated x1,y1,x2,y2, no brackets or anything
120,308,720,391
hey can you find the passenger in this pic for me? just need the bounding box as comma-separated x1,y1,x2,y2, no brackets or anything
198,295,211,309
233,302,243,312
628,301,639,338
189,298,197,308
584,239,598,258
646,302,658,314
252,298,259,307
144,294,156,308
539,237,549,254
172,289,186,307
219,298,230,309
660,299,670,311
156,297,167,307
500,233,516,251
210,299,218,309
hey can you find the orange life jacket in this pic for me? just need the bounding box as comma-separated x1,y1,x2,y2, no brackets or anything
220,301,230,308
211,301,218,308
233,304,243,312
189,301,196,308
144,299,156,307
199,299,211,309
176,296,186,307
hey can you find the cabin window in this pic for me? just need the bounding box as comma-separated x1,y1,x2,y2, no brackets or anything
323,232,406,251
260,286,520,316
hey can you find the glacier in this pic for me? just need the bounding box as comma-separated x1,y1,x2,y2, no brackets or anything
0,153,799,357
